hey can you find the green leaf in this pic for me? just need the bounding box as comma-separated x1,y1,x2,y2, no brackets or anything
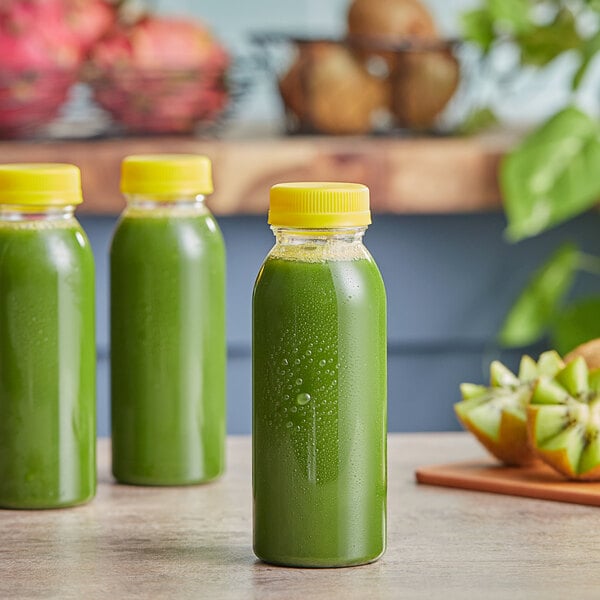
572,30,600,90
552,298,600,355
498,243,580,347
488,0,532,35
461,8,496,51
518,8,583,67
502,106,600,241
583,0,600,12
459,107,499,135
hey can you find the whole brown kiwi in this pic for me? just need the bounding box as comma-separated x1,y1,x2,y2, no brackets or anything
279,42,389,134
390,47,459,129
347,0,438,43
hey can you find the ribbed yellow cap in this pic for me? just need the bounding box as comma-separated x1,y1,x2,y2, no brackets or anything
0,163,83,206
121,154,213,197
269,182,371,228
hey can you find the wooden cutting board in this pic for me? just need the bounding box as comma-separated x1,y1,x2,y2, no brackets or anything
416,459,600,507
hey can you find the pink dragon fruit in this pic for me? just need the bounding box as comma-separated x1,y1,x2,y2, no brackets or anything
88,15,230,134
63,0,116,54
0,0,85,137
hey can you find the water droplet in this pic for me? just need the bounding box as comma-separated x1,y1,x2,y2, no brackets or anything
328,358,334,363
296,392,311,406
291,406,297,413
286,421,293,428
295,378,303,386
294,358,300,365
319,359,326,367
283,394,289,401
281,358,288,366
306,350,312,356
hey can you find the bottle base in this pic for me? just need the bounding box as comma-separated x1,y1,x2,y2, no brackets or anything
254,547,386,569
112,470,224,487
0,491,96,510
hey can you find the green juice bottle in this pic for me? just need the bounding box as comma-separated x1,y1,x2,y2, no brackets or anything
253,182,387,567
0,164,96,509
110,155,226,486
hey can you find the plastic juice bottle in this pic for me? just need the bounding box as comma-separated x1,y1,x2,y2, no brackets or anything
111,154,226,485
253,182,387,567
0,163,96,509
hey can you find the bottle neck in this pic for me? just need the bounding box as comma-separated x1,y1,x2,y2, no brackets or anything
270,226,369,262
0,205,75,222
124,193,207,211
273,226,367,244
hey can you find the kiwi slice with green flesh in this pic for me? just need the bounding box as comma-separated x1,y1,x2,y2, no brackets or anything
528,357,600,480
455,351,564,466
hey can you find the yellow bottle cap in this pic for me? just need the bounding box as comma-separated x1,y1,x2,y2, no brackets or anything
121,154,213,197
269,182,371,228
0,163,83,206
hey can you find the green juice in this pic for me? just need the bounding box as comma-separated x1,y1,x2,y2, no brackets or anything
0,218,96,509
110,205,226,485
253,253,387,567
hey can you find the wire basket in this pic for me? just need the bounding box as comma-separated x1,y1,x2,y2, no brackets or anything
0,69,78,139
253,33,474,136
85,64,231,135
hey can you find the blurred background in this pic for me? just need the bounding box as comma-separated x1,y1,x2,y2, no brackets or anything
1,0,599,435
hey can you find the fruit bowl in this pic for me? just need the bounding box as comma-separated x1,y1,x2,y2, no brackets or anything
86,66,230,135
0,69,78,139
253,33,470,136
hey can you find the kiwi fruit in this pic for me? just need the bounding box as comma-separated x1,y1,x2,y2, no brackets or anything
565,338,600,370
527,357,600,480
347,0,438,47
390,47,459,130
455,351,564,466
278,42,389,135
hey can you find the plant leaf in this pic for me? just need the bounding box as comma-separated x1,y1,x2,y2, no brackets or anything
502,106,600,241
552,298,600,355
572,30,600,90
459,107,499,135
498,243,580,347
461,8,496,51
518,8,582,67
488,0,532,35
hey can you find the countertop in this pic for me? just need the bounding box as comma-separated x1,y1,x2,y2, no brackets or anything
2,433,597,600
0,136,506,215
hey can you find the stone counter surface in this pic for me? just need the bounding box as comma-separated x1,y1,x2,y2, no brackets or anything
1,433,599,599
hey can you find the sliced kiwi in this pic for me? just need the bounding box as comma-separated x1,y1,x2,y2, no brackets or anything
528,357,600,480
454,351,564,466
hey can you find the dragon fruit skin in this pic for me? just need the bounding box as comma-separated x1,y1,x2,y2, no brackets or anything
89,16,230,133
63,0,116,55
0,0,86,136
0,0,83,71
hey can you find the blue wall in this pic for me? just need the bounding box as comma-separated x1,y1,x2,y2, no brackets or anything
81,211,600,436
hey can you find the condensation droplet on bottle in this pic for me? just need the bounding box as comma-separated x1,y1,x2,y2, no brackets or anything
281,358,288,366
286,421,293,428
319,359,326,367
295,378,303,386
296,392,311,406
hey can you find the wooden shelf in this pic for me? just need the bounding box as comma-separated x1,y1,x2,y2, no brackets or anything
0,135,509,215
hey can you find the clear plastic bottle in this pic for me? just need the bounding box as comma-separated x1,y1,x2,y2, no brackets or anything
253,182,387,566
0,163,96,508
111,154,226,485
